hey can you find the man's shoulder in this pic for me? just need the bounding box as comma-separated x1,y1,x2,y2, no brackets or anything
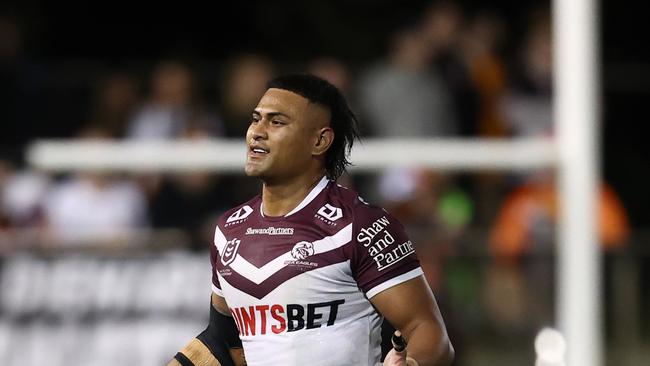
321,181,364,214
216,196,262,230
324,181,391,224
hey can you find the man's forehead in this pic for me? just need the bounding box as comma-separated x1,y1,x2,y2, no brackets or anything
255,88,330,124
255,88,310,113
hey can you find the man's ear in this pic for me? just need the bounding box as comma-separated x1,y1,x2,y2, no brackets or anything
313,127,334,156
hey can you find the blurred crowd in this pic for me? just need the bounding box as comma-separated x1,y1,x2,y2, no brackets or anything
0,2,632,357
0,3,567,242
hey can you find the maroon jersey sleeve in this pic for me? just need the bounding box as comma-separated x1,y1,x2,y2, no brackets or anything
350,202,423,299
210,227,224,296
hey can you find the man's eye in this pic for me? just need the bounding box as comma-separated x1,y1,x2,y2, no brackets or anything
271,120,285,125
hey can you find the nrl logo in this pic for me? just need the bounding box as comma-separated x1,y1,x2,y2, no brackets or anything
226,205,253,224
291,241,315,260
221,238,241,266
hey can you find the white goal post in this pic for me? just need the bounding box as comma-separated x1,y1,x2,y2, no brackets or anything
554,0,601,365
25,0,601,364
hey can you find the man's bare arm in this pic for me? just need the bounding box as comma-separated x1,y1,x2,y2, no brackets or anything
166,293,245,366
371,276,454,366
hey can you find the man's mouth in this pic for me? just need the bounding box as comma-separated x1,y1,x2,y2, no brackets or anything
249,146,270,155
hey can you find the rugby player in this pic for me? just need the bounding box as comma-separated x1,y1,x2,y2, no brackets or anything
168,74,454,366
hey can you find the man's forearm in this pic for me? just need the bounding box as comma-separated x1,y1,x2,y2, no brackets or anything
167,338,222,366
167,294,245,366
404,322,454,366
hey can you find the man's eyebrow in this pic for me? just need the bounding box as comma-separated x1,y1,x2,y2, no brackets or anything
253,110,291,119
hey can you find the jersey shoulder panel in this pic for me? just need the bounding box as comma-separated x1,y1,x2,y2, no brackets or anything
217,195,262,230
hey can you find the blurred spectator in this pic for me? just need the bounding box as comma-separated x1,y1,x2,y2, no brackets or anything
42,126,148,245
420,1,478,137
87,71,140,138
219,54,275,137
485,170,629,334
128,60,221,139
1,165,49,229
456,11,511,227
214,54,275,206
308,57,365,135
420,1,462,56
0,160,16,231
308,57,352,95
144,173,231,250
459,11,509,137
358,25,455,137
502,9,553,136
43,171,148,245
490,171,629,259
1,158,50,253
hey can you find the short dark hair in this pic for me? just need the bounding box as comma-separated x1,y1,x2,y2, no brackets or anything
266,74,359,180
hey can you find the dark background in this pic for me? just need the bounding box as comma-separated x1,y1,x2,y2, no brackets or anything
2,0,649,225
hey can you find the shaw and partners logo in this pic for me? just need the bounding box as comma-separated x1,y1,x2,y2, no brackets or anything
357,215,416,271
245,227,294,236
316,203,342,226
226,206,253,226
221,238,241,266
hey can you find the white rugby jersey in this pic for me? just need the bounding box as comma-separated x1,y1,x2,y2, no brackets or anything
211,176,423,366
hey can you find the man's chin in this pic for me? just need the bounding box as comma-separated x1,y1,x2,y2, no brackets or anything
244,164,265,178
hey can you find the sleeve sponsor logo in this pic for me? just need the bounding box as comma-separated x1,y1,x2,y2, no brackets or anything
221,238,241,266
226,205,254,225
356,215,415,270
229,299,345,336
316,204,343,222
245,227,294,235
356,216,391,249
373,240,415,271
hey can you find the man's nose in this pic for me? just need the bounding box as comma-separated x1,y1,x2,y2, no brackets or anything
249,121,267,140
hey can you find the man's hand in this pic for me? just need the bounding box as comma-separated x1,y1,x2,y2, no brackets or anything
383,347,407,366
383,331,419,366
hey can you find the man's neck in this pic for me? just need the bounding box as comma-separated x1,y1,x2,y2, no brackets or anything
261,172,326,217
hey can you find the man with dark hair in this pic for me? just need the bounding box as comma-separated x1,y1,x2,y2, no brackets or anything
168,74,454,366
